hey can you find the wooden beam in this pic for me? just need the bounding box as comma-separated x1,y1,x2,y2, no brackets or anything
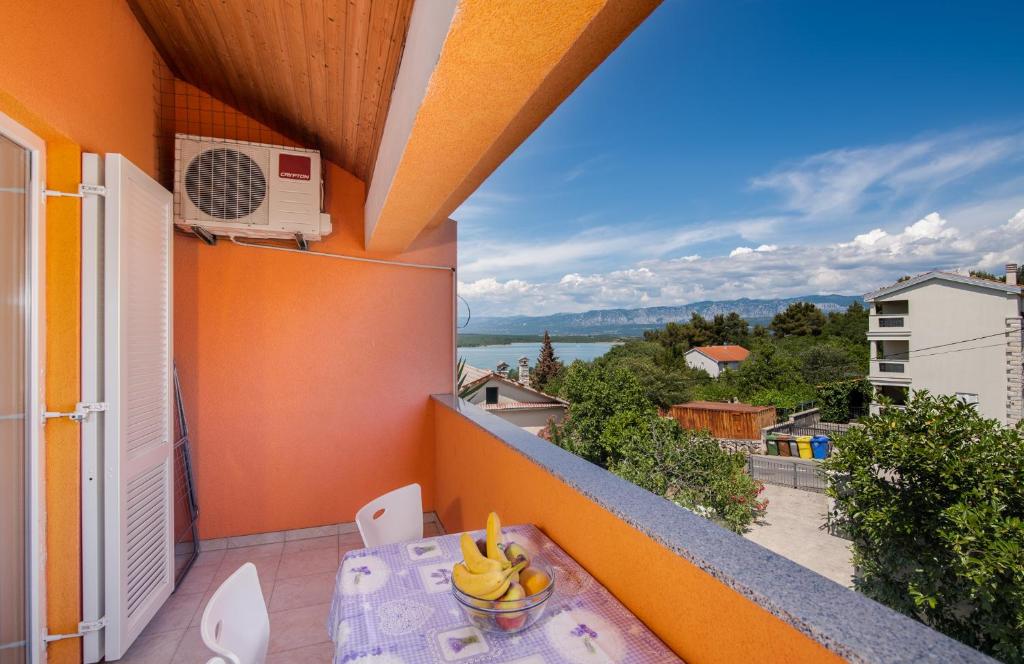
365,0,661,253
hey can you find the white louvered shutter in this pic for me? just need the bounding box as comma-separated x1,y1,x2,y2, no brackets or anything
103,154,174,660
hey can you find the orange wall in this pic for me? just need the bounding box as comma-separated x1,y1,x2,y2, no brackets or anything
433,401,845,664
168,81,456,539
0,2,160,663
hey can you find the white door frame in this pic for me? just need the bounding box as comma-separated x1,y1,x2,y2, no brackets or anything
0,110,47,664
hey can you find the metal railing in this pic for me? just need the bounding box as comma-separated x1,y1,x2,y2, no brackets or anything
748,455,828,493
878,316,905,328
771,419,860,437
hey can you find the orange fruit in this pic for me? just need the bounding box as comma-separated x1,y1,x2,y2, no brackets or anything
519,568,551,596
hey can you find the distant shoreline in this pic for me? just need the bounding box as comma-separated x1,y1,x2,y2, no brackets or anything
457,333,633,348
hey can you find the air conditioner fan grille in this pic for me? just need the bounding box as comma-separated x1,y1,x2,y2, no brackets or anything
184,148,267,220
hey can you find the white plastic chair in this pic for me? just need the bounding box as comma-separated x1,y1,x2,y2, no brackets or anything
355,483,423,547
200,562,269,664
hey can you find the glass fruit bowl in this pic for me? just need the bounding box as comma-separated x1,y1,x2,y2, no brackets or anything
451,563,556,634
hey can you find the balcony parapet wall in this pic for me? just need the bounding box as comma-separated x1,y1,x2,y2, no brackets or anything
432,394,992,664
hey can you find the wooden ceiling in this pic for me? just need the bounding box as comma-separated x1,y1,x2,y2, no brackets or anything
130,0,415,181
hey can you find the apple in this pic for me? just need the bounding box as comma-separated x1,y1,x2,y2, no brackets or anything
494,582,528,632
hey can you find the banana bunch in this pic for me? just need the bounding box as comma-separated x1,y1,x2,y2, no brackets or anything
452,511,525,599
452,558,526,600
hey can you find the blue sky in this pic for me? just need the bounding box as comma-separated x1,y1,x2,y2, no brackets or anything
454,0,1024,317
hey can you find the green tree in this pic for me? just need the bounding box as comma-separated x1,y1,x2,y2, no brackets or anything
798,343,864,384
643,312,751,351
643,313,713,354
596,341,704,408
770,302,827,337
816,378,872,422
732,342,804,395
970,269,1002,282
823,301,869,345
531,331,564,393
550,362,766,533
970,265,1024,284
551,362,654,466
608,417,767,533
825,392,1024,662
709,312,749,345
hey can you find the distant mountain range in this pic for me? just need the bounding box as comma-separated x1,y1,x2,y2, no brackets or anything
463,294,862,336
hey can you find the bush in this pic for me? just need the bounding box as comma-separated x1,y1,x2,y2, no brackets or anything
552,362,654,466
551,362,767,533
824,392,1024,662
747,385,817,411
816,379,873,423
609,418,766,533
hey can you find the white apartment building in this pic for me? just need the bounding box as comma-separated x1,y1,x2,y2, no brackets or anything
864,264,1024,424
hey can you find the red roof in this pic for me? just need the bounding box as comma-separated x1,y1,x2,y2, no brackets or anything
691,345,749,362
480,401,567,412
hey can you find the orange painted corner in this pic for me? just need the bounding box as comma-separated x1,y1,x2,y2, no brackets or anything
168,82,456,540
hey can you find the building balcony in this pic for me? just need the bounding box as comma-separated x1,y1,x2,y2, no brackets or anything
428,395,984,662
130,395,989,662
868,313,911,337
870,358,912,383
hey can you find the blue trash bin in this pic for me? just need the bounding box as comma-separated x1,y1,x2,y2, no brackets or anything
811,435,830,460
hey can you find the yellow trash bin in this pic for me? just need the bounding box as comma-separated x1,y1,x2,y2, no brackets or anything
796,435,813,459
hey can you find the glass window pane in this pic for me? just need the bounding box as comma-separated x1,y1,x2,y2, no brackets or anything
0,132,28,663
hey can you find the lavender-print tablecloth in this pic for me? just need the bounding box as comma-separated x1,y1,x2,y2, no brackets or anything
327,524,683,664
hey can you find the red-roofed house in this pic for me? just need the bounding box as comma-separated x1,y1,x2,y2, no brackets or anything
462,363,568,435
684,345,751,378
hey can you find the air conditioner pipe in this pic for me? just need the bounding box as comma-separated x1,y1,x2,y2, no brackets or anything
228,235,454,272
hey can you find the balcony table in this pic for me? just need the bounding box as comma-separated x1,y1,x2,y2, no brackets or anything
327,524,683,664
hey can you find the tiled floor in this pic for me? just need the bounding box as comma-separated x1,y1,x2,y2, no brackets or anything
123,523,443,663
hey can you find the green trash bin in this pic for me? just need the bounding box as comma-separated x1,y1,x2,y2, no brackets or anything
766,434,779,456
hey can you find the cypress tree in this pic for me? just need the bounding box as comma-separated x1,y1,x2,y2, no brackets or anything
532,331,564,392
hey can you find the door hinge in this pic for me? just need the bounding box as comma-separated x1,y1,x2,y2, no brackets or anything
44,401,107,423
43,183,107,198
43,617,107,643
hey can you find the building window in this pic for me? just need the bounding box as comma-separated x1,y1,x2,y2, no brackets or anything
955,392,979,406
485,387,499,405
878,385,909,405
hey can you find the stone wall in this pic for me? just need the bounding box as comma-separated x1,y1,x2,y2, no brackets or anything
717,438,766,455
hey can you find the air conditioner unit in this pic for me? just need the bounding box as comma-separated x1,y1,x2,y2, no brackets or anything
173,134,332,242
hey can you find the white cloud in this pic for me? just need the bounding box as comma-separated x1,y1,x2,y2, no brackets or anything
1008,208,1024,231
729,244,776,257
751,130,1023,217
457,126,1024,316
452,190,521,221
460,208,1024,316
458,217,782,282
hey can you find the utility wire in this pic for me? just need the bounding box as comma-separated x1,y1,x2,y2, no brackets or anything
872,327,1018,360
873,341,1009,362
